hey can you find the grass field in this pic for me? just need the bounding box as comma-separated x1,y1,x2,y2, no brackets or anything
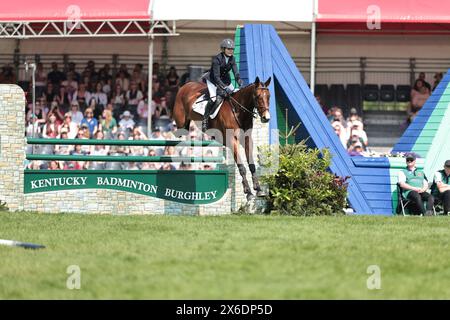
1,211,450,299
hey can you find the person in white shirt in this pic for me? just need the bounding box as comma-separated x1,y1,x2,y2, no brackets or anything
432,160,450,215
91,82,108,107
118,110,135,132
68,102,84,125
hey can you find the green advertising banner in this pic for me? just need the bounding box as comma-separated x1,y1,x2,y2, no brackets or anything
24,170,228,204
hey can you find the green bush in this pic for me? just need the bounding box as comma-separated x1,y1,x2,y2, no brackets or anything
259,142,349,216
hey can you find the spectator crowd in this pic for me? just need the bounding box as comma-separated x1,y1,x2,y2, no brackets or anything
18,60,219,171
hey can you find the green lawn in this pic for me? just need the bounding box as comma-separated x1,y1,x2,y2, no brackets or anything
1,211,450,299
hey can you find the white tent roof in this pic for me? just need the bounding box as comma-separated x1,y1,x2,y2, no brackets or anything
152,0,314,23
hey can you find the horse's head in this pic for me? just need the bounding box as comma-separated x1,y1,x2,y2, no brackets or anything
253,76,271,123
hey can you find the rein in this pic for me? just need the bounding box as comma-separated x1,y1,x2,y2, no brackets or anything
227,83,270,128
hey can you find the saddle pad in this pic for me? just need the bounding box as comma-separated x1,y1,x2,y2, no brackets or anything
192,94,223,119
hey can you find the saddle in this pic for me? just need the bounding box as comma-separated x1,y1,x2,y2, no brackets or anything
192,79,229,119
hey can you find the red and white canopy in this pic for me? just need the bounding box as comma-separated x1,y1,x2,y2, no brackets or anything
2,0,450,38
317,0,450,34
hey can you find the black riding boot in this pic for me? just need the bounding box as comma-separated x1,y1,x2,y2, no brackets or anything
202,96,223,132
202,100,213,132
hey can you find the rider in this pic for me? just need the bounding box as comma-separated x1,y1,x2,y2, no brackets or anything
202,38,243,132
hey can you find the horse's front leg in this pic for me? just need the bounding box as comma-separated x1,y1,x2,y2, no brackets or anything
244,135,264,197
232,135,252,199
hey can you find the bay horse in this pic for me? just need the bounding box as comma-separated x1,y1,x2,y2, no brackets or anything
173,76,271,200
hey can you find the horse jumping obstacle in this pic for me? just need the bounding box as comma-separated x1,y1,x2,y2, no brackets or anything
0,84,269,215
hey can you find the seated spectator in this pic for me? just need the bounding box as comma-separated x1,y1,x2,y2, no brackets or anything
132,69,145,92
328,107,346,128
128,132,146,156
60,113,79,139
126,162,140,170
61,71,79,93
140,149,158,170
160,162,176,171
153,62,166,84
109,131,130,156
348,120,368,148
27,160,44,170
166,66,179,89
44,82,56,105
87,97,103,121
332,120,348,148
137,99,154,123
68,101,84,125
159,97,170,118
64,156,88,170
398,154,434,215
98,64,112,82
67,62,81,82
73,83,91,110
179,162,193,170
152,76,165,102
48,160,63,170
99,109,118,139
432,160,450,215
433,72,443,91
416,72,432,91
47,62,65,87
89,131,109,169
55,86,71,113
70,144,88,156
115,70,130,92
131,126,148,140
80,108,98,138
48,101,65,124
54,130,73,155
112,84,126,118
42,112,61,138
150,127,165,156
26,115,42,138
26,101,47,127
408,79,430,123
346,108,362,125
91,82,108,111
126,81,144,118
118,110,135,133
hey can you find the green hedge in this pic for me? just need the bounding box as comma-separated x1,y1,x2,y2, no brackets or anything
260,142,349,216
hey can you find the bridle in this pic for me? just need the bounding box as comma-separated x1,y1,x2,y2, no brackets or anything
253,86,270,117
229,84,270,119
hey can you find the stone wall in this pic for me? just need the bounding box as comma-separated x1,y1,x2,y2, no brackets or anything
0,84,25,212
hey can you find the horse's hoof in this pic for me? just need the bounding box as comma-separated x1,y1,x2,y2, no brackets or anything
256,190,266,197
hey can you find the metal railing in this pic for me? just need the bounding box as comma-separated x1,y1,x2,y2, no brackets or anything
2,53,450,87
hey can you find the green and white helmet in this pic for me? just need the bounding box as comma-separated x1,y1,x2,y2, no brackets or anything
220,38,235,49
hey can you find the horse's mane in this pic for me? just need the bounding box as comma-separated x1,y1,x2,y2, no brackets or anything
231,83,255,100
